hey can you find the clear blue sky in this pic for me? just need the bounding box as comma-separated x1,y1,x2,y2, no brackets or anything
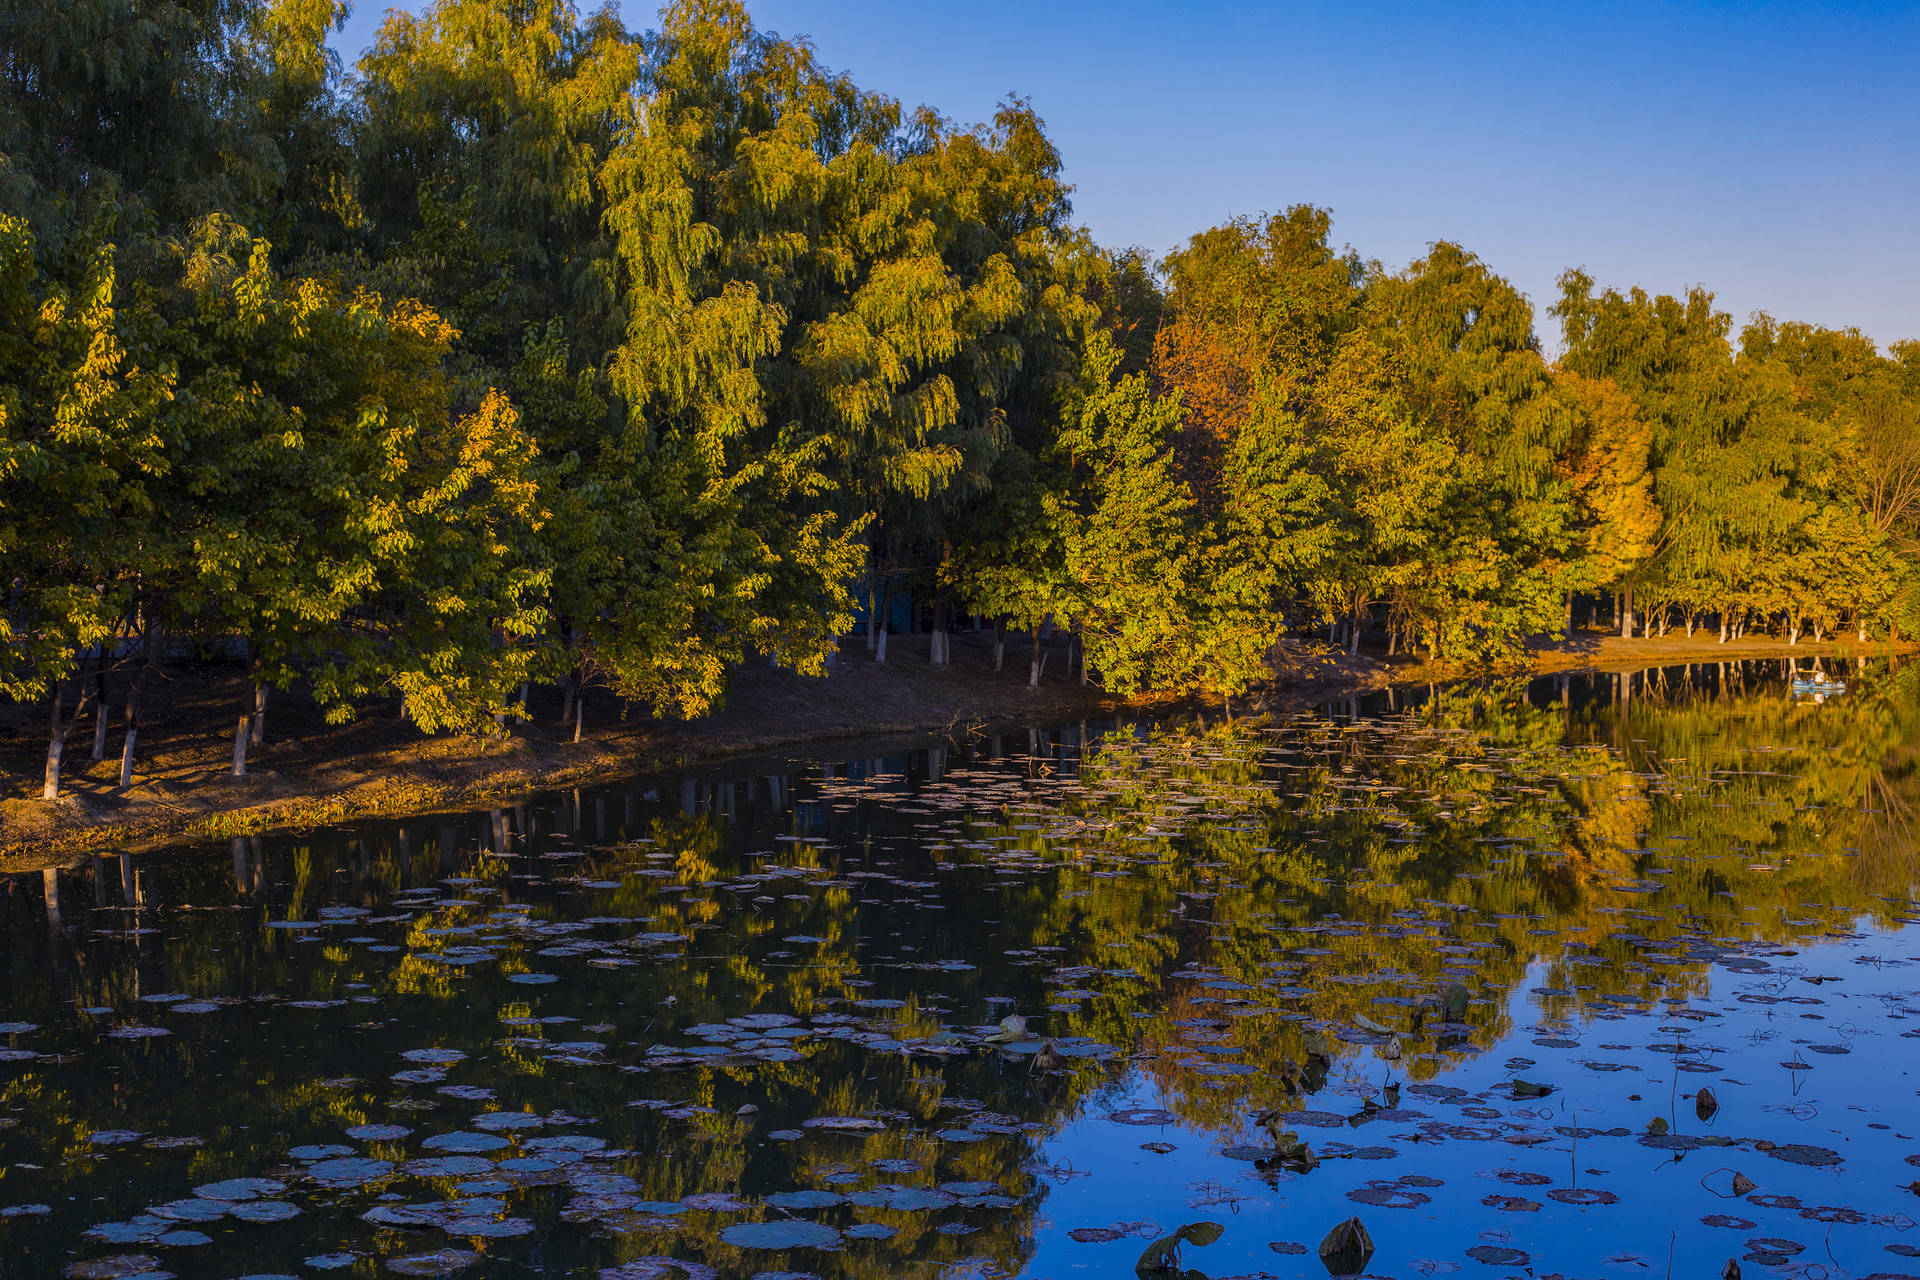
332,0,1920,353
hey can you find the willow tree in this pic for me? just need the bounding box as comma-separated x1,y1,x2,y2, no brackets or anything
355,0,640,722
589,0,874,714
353,0,634,366
879,99,1090,665
1368,243,1572,653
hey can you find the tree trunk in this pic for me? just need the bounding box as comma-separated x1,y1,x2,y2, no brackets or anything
865,586,877,653
231,708,250,778
1347,616,1361,655
92,666,111,761
873,584,891,663
1028,629,1043,688
118,676,140,789
573,687,584,743
992,618,1006,673
1619,585,1634,639
559,673,576,725
43,683,65,801
1564,592,1574,634
250,682,268,746
1080,633,1090,685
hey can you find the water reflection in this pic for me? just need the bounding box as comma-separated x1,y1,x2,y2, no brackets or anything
3,659,1919,1280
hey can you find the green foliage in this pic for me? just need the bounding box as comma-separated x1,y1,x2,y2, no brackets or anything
3,0,1916,780
163,219,549,727
0,214,173,700
1555,272,1920,638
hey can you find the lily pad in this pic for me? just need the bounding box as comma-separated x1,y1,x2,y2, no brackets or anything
1762,1143,1842,1167
193,1178,283,1201
306,1157,395,1187
64,1258,168,1280
421,1131,508,1154
718,1221,843,1250
763,1191,845,1210
385,1250,482,1277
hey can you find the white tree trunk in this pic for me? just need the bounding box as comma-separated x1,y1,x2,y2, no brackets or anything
42,685,64,801
231,710,250,777
92,669,110,760
118,717,138,788
117,677,141,788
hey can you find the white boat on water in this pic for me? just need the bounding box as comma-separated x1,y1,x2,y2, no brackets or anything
1790,673,1846,698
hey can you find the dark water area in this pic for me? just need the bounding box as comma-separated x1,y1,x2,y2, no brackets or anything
4,659,1919,1280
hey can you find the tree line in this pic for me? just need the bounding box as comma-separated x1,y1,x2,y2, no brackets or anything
6,0,1919,799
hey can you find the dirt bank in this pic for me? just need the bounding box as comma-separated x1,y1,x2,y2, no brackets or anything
0,630,1178,871
3,625,1908,870
1267,621,1912,694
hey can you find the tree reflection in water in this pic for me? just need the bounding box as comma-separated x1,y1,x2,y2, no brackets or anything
2,658,1917,1279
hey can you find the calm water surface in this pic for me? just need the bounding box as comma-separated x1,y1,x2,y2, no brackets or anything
4,661,1920,1280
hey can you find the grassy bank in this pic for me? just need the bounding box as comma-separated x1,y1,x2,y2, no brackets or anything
3,626,1909,871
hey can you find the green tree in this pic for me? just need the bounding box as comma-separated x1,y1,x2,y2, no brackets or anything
161,220,548,772
0,214,173,798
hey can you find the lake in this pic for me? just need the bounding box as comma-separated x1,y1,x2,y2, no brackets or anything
4,659,1919,1280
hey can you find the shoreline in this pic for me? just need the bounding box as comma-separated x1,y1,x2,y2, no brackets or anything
2,629,1907,871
